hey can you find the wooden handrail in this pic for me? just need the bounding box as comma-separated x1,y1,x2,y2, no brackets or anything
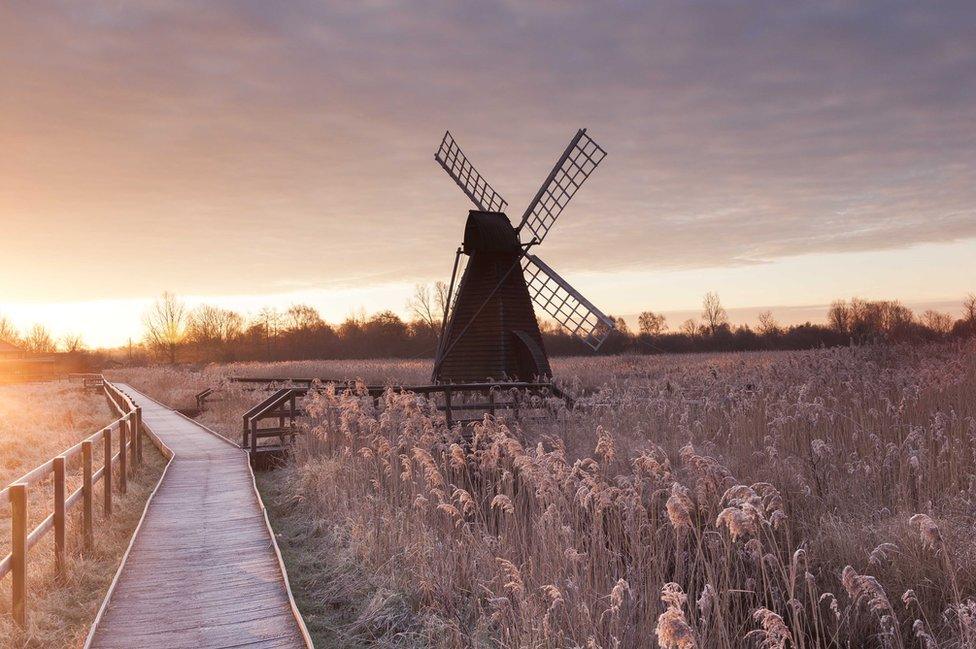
0,376,146,627
239,380,573,454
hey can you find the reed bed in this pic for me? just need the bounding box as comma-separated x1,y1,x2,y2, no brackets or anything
115,344,976,647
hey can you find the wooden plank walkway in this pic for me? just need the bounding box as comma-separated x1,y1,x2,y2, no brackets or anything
86,384,310,649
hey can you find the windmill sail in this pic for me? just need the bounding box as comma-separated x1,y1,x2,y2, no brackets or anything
522,254,615,350
435,131,508,213
517,129,606,244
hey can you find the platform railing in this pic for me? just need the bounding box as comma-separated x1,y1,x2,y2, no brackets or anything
237,379,573,450
0,378,146,626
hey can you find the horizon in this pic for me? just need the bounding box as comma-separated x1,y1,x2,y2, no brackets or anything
0,289,968,351
2,3,974,348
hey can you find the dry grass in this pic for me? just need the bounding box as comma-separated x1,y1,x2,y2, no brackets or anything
0,382,112,487
115,343,976,647
0,381,166,648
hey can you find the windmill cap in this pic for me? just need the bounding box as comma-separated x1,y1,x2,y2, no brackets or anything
463,211,521,255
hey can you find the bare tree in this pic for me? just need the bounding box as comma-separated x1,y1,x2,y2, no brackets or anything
23,324,56,353
680,318,700,336
0,315,19,345
701,292,728,335
60,333,85,352
756,310,781,336
144,292,186,364
827,300,850,334
964,294,976,323
637,311,667,336
255,307,283,359
189,305,244,342
215,308,244,342
921,310,953,336
285,304,324,332
407,282,450,331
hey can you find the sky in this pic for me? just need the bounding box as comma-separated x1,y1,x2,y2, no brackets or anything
1,1,974,348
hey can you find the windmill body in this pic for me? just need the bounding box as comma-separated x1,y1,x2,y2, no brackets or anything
434,211,551,382
431,129,614,384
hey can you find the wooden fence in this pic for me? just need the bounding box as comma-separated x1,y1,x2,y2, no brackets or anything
0,378,151,626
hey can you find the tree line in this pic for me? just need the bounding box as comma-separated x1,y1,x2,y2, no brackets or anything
132,288,976,365
0,317,83,354
3,289,973,366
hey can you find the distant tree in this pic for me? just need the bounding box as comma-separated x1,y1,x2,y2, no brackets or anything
881,301,914,339
827,300,850,334
964,294,976,323
285,304,324,332
60,333,85,352
143,292,186,364
921,310,953,336
638,311,667,336
255,307,283,360
187,305,225,345
23,324,56,353
701,292,728,335
407,282,449,331
186,304,243,360
756,310,781,336
680,318,700,336
363,311,410,357
0,315,19,345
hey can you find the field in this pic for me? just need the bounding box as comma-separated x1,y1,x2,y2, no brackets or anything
112,343,976,648
0,382,165,648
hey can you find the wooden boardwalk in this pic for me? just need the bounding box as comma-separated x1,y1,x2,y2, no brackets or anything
86,385,310,649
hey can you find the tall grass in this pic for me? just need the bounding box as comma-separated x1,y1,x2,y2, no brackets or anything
117,344,976,647
0,381,166,648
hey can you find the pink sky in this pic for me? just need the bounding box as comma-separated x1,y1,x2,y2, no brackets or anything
1,2,974,347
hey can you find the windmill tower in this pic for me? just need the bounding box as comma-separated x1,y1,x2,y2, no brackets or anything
431,129,615,383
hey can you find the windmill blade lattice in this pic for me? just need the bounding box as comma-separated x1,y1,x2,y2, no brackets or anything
517,129,607,244
522,254,615,351
435,131,508,213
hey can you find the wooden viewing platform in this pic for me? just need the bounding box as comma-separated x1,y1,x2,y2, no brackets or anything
85,385,311,648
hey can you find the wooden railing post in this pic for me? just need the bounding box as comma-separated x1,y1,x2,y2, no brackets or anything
103,428,113,518
82,440,94,550
118,420,128,495
135,406,143,465
445,388,453,429
10,483,28,627
54,456,66,575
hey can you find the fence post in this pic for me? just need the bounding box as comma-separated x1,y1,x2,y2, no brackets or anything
82,440,94,550
54,456,66,575
10,483,28,627
103,428,113,518
488,388,496,418
118,420,128,495
445,388,453,429
135,406,143,465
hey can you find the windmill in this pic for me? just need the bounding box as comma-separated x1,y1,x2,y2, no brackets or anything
431,128,615,383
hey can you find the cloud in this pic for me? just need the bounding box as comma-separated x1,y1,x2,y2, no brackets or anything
1,1,973,301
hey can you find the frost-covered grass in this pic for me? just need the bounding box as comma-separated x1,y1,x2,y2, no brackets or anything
116,344,976,647
0,381,165,648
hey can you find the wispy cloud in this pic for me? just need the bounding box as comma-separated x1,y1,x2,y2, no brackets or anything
1,1,973,302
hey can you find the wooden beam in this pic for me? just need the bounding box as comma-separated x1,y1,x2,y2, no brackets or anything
54,456,66,574
10,483,27,626
103,428,112,518
82,440,94,550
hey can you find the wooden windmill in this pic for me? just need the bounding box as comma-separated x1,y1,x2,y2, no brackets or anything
431,128,615,383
